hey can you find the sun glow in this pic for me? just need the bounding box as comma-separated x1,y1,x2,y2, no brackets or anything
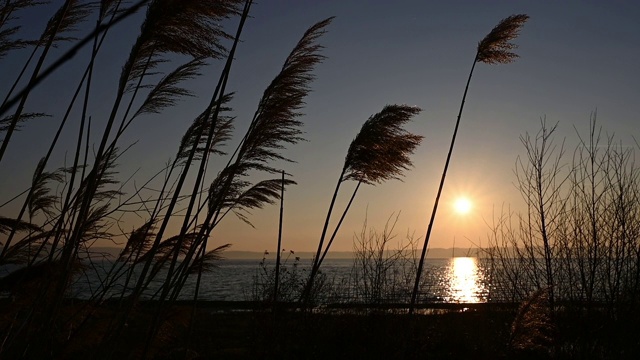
453,197,472,214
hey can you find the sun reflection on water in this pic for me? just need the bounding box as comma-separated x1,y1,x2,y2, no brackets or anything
446,257,486,303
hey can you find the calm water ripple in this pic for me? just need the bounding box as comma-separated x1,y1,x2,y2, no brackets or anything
64,257,490,303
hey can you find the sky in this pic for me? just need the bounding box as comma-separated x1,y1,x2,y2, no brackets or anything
1,0,639,253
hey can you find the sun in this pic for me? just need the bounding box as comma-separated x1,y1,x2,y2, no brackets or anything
453,197,472,215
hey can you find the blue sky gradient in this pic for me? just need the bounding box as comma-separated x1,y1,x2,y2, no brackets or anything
1,1,639,252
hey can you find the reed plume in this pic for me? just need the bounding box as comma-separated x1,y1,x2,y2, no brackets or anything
28,158,65,219
205,15,334,224
41,147,120,263
113,8,252,347
39,0,96,45
0,0,95,162
0,230,56,264
304,104,423,303
168,16,332,291
0,0,43,59
176,19,334,302
67,2,243,287
73,146,121,207
176,93,235,162
186,243,230,274
211,176,297,227
510,287,556,358
132,57,205,118
343,105,423,184
77,203,113,244
0,0,123,265
136,233,199,266
0,216,40,235
477,14,529,64
0,112,49,134
156,16,332,313
0,1,148,118
409,14,528,313
70,0,242,256
119,0,241,93
118,220,156,261
225,16,334,176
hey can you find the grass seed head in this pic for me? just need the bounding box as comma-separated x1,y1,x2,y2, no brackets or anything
477,14,529,64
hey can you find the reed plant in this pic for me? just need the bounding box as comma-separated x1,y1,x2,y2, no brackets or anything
0,0,338,357
302,104,423,304
0,0,97,163
410,14,529,313
93,7,336,357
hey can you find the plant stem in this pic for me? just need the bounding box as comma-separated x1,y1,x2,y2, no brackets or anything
0,0,73,164
319,180,362,265
409,55,478,314
0,0,149,118
274,170,285,303
302,167,346,304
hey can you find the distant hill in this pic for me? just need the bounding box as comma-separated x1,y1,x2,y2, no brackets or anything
226,247,481,260
89,247,481,260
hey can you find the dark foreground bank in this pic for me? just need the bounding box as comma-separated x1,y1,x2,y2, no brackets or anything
2,299,640,359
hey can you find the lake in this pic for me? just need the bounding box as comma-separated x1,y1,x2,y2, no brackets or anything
68,256,491,304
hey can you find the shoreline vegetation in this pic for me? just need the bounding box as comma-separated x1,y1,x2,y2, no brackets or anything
1,1,640,359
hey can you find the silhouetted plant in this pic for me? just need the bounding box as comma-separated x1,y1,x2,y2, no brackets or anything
515,119,566,309
509,288,556,359
0,0,123,268
0,0,42,60
274,170,286,303
444,111,640,358
159,17,333,315
0,0,95,163
303,104,423,304
253,250,303,303
148,16,332,311
0,1,248,356
348,213,420,305
410,14,529,313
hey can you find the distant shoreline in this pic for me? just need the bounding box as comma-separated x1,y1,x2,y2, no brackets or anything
89,247,481,260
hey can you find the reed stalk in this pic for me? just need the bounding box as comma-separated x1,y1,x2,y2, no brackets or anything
0,0,149,118
0,0,95,163
0,0,122,263
165,15,333,309
274,170,285,303
409,14,529,314
303,104,422,304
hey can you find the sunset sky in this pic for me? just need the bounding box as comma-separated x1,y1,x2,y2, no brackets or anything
1,1,639,253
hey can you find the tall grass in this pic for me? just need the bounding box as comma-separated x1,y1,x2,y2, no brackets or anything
8,3,636,359
302,104,423,304
0,1,341,357
410,14,529,313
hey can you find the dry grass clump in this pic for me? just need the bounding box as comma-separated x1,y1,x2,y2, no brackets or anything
509,288,556,359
